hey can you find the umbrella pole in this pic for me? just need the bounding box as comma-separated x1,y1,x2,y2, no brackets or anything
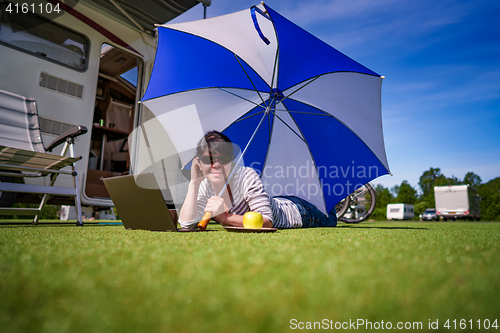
198,109,270,229
219,109,269,197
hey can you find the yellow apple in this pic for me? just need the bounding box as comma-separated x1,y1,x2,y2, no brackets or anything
243,211,264,229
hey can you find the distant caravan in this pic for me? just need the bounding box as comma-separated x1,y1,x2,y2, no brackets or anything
386,203,414,220
434,185,481,221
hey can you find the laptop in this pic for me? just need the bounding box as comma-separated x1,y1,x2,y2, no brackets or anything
103,173,204,232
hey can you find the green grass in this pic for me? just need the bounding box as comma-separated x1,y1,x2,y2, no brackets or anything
1,221,499,332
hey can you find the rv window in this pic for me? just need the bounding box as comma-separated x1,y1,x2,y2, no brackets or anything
121,67,138,87
390,208,400,213
0,6,88,70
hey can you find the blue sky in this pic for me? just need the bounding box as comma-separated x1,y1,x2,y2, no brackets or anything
171,0,500,193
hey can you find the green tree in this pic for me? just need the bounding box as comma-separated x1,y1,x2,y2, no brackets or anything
435,175,462,186
464,172,482,188
392,180,417,205
375,184,394,207
419,167,443,198
477,177,500,221
414,200,432,217
419,168,463,207
371,184,394,220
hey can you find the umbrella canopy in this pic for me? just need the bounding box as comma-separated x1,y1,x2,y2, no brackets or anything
141,3,390,215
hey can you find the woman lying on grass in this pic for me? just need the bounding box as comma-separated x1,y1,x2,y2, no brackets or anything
179,131,337,229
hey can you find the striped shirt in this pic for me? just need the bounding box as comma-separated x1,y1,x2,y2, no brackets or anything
178,167,302,229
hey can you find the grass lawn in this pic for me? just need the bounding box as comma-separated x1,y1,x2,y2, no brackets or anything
1,221,499,332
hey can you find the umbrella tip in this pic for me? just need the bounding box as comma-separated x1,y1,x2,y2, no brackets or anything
381,76,386,79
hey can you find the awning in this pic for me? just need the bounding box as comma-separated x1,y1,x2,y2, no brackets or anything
84,0,209,33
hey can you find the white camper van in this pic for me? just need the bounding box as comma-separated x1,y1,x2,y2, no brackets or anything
0,0,208,212
434,185,481,221
386,203,414,220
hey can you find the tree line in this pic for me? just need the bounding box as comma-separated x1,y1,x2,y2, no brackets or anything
371,167,500,221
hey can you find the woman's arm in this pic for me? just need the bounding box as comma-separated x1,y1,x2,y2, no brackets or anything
179,181,202,222
242,168,274,226
205,195,273,228
207,168,274,228
179,158,205,226
215,212,272,228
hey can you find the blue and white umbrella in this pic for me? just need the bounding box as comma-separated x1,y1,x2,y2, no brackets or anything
141,3,390,215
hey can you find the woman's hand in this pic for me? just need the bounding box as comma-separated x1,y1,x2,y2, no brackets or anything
190,157,204,185
204,196,228,220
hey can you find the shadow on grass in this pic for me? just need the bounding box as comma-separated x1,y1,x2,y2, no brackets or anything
337,225,428,230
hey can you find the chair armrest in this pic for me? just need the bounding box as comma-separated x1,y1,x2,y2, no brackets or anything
46,126,88,152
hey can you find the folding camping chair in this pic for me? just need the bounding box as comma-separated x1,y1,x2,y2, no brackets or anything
0,89,87,225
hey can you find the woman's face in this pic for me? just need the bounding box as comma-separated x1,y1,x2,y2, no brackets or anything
199,149,233,185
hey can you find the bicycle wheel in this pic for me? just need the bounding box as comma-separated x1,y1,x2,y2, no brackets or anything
334,195,351,219
340,183,377,223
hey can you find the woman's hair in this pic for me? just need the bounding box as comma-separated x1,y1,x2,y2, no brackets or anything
196,130,233,157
